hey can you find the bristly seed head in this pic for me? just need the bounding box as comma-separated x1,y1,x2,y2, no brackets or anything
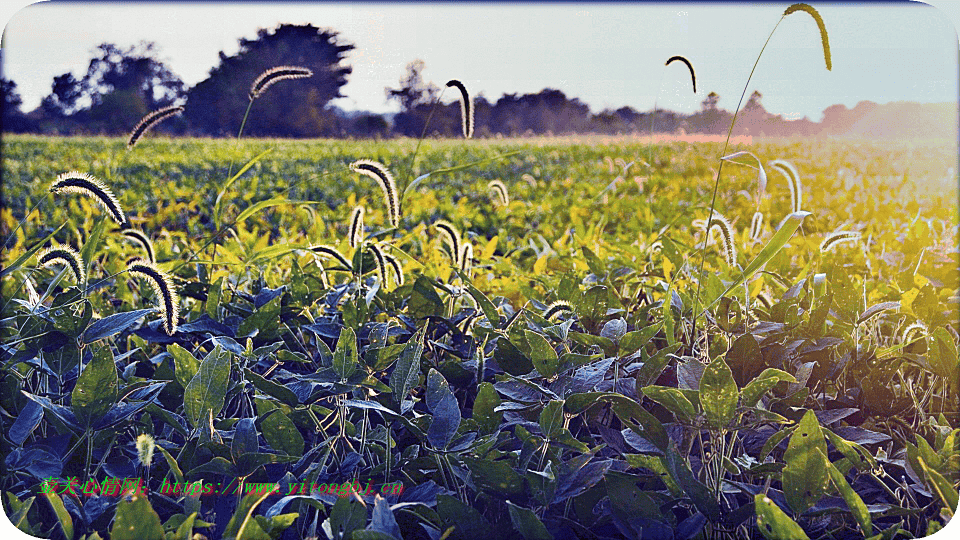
122,229,155,264
309,244,352,270
348,206,365,248
901,321,927,344
784,3,832,71
665,55,697,93
434,220,461,265
249,66,313,100
383,251,404,287
770,160,802,213
544,300,574,321
702,211,737,267
820,231,861,253
37,244,86,285
750,211,765,242
349,159,400,227
127,105,184,149
460,242,473,274
367,243,387,283
136,433,155,466
445,80,474,138
50,171,128,227
488,180,509,206
127,258,178,336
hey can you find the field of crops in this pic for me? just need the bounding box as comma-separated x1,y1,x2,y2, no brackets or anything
1,132,958,539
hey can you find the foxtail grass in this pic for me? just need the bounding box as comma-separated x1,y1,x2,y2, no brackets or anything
704,211,737,267
460,242,473,275
350,160,400,227
37,245,85,286
820,231,860,253
544,300,574,321
50,172,128,227
445,79,474,138
750,211,765,243
770,159,802,213
310,244,352,269
127,105,184,149
349,206,365,248
249,66,313,100
383,251,404,287
488,180,509,206
121,229,155,264
127,258,178,335
665,55,697,93
367,243,387,283
435,220,462,266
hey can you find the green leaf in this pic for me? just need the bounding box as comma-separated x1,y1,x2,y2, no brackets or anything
183,345,231,429
539,400,565,439
244,368,300,406
426,368,461,449
642,386,698,424
495,336,534,376
619,323,662,356
408,275,444,319
237,295,282,339
930,327,959,380
525,330,560,378
782,409,829,514
437,494,493,540
235,197,309,227
333,327,359,380
819,449,873,535
1,222,66,279
222,490,274,540
663,446,721,522
82,308,155,344
727,333,764,387
462,457,525,495
110,493,165,540
389,327,425,406
740,368,796,408
232,417,259,460
917,456,958,518
754,494,811,540
473,382,503,434
168,343,200,389
214,148,273,229
461,273,501,327
635,342,682,387
704,211,810,314
256,400,304,457
44,491,74,540
72,344,118,427
699,355,738,429
506,500,554,540
326,497,367,540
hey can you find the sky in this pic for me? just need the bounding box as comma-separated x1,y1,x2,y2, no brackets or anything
0,1,958,122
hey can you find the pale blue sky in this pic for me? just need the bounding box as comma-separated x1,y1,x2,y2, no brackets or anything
1,1,958,122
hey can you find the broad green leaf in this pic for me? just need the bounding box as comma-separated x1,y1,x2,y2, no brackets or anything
740,368,796,408
700,355,738,429
222,490,273,540
473,382,503,434
110,493,165,540
437,494,493,540
755,494,811,540
44,491,74,540
168,343,200,389
389,327,425,405
408,275,444,319
642,385,698,424
917,456,958,518
237,295,282,339
727,333,764,387
663,446,721,522
782,409,829,514
1,222,66,279
506,500,554,540
538,400,565,439
244,368,300,406
72,344,118,427
930,327,959,380
525,330,560,378
332,327,359,380
214,148,273,228
83,308,155,344
183,345,231,429
206,276,224,320
232,417,259,460
461,273,501,327
256,400,304,457
426,368,460,449
819,449,873,535
461,457,525,495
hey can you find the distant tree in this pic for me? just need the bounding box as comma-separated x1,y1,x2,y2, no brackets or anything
1,77,35,132
701,91,720,111
385,60,459,137
186,24,354,137
386,60,439,112
738,90,769,135
40,73,84,118
687,91,729,134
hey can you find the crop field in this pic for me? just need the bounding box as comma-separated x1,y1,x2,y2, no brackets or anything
1,128,958,540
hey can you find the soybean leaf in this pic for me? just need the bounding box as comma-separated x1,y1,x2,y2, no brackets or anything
819,449,873,535
538,400,565,439
44,491,74,540
183,345,231,429
168,343,200,389
83,308,155,343
333,327,359,380
506,500,554,540
71,345,118,428
426,368,460,450
754,494,810,540
110,493,165,540
782,409,829,514
473,382,503,434
255,400,304,457
699,355,738,429
525,330,560,379
390,327,425,405
740,369,796,408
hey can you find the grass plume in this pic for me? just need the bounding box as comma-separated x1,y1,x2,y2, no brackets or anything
249,66,313,100
446,79,474,138
350,159,400,227
784,3,832,70
349,206,365,248
544,300,574,321
50,171,128,227
770,159,802,213
820,231,861,253
749,211,765,242
665,55,697,93
121,229,155,264
127,258,179,335
37,244,85,286
434,220,461,265
127,105,184,149
367,243,387,283
310,244,352,270
488,180,509,206
383,251,404,287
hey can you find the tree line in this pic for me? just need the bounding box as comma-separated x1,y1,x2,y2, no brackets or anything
0,23,949,139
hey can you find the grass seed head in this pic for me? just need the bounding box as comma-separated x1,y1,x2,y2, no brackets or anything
127,105,184,149
383,251,404,287
350,159,400,227
349,206,365,248
750,211,765,242
820,231,861,253
665,55,697,93
770,160,802,213
310,244,351,270
705,211,737,267
544,300,574,321
445,79,474,138
50,171,128,227
136,433,155,466
127,258,178,336
488,180,509,206
784,3,832,70
122,229,155,264
249,66,313,100
434,220,461,265
37,244,85,285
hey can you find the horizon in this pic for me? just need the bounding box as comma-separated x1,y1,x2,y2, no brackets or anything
2,2,958,124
